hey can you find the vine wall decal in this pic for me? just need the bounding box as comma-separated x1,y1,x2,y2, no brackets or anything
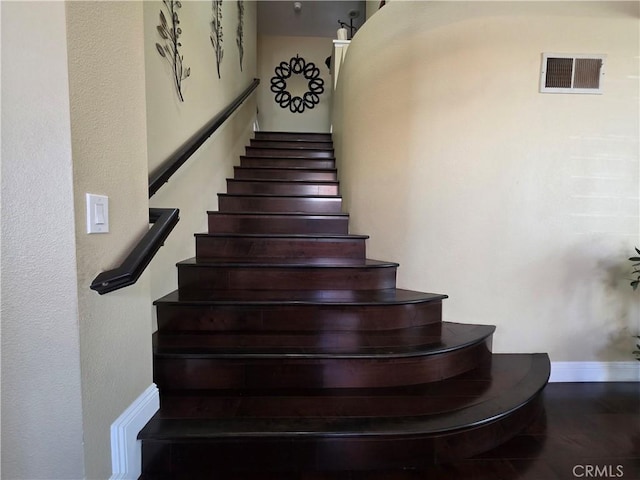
155,0,190,102
236,1,244,72
270,55,325,113
210,0,224,79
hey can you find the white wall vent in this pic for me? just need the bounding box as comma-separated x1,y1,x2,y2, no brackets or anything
540,53,606,94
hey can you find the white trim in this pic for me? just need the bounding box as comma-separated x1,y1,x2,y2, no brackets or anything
550,361,640,383
110,384,160,480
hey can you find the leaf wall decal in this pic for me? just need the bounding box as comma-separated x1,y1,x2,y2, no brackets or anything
155,0,190,102
210,0,224,79
236,0,244,72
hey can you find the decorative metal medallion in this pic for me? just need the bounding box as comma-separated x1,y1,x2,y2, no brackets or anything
270,55,325,113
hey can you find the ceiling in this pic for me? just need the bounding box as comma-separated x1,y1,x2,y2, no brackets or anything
258,1,366,38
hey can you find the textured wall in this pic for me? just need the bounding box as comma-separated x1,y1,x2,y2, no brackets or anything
66,2,153,478
257,35,333,132
1,2,85,478
2,1,259,478
145,1,258,308
365,0,381,19
333,1,640,362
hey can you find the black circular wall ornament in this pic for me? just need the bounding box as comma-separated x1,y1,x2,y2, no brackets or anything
270,55,325,113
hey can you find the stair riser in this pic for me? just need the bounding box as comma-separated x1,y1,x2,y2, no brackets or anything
177,264,397,292
155,338,490,392
226,180,339,196
195,236,366,261
254,132,332,142
234,167,337,181
240,157,335,169
218,196,342,214
245,147,334,158
141,396,541,474
208,213,349,235
162,367,500,417
155,323,444,353
157,302,443,333
154,340,491,390
250,140,334,149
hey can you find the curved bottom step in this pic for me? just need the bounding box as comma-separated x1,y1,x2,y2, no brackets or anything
140,353,550,475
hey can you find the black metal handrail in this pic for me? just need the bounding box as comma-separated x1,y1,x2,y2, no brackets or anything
90,208,180,294
91,78,259,294
149,78,260,197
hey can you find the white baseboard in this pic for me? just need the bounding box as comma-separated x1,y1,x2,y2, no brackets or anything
550,361,640,382
110,384,159,480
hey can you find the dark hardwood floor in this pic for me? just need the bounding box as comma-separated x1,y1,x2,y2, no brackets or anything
141,382,639,480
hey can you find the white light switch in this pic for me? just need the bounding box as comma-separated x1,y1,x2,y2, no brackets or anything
86,194,109,234
95,203,105,224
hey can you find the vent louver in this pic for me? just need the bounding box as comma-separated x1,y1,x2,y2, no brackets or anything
540,54,606,94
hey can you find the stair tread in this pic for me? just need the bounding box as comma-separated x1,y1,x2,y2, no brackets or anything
177,257,398,268
228,179,339,184
257,131,332,135
240,159,336,168
246,149,334,153
207,211,348,217
139,353,549,438
241,155,336,159
153,322,494,358
195,233,367,239
247,143,334,147
251,137,333,141
242,148,335,152
250,139,333,146
235,166,338,171
218,193,342,199
250,141,334,147
155,288,446,306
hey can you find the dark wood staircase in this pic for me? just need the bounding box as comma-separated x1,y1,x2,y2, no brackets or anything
139,131,550,478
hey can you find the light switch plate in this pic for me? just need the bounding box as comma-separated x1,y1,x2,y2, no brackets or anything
86,193,109,234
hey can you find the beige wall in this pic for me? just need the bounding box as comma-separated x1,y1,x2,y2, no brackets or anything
365,0,382,20
333,1,640,361
257,35,333,132
66,2,154,478
146,0,258,304
2,1,259,477
1,2,85,478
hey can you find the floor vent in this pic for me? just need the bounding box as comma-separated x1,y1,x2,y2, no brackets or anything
540,53,606,94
